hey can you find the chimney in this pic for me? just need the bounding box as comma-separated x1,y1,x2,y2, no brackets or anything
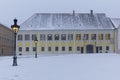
90,10,93,15
73,10,75,16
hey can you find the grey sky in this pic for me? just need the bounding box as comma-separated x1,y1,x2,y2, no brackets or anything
0,0,119,27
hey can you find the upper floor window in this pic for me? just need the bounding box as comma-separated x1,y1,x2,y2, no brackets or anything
18,34,23,41
76,34,81,40
98,34,104,40
91,34,96,40
83,34,89,40
54,34,59,40
61,34,66,40
47,34,52,40
68,34,73,41
105,34,111,40
25,34,30,41
32,34,36,41
40,34,45,41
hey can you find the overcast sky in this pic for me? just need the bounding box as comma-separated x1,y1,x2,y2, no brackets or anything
0,0,120,27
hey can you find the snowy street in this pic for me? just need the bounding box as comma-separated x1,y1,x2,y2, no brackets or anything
0,53,120,80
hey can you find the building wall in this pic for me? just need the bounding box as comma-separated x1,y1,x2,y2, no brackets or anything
0,24,14,56
17,29,115,55
116,26,120,53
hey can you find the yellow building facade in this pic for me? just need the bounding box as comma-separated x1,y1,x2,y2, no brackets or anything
17,29,115,55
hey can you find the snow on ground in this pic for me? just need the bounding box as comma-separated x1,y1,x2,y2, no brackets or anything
0,53,120,80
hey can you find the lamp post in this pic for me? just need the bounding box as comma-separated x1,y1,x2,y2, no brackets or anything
34,36,38,58
11,19,20,66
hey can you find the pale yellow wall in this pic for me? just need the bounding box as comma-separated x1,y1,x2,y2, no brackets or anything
17,29,115,54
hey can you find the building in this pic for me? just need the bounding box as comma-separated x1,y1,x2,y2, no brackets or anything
0,24,14,56
111,18,120,53
17,11,116,55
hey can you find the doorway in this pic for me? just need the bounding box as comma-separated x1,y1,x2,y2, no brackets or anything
86,45,94,53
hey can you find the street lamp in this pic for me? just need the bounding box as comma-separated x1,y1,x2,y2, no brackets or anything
11,19,20,66
34,36,38,58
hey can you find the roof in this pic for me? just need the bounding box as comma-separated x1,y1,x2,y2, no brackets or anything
0,23,12,31
111,18,120,28
20,12,114,30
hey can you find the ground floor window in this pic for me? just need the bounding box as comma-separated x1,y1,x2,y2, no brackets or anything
77,46,84,53
48,47,52,51
41,47,45,52
33,47,36,51
77,46,80,51
99,46,102,50
62,46,65,51
19,47,22,52
69,46,72,51
55,46,59,51
106,46,109,53
106,46,109,50
26,47,29,52
96,46,102,53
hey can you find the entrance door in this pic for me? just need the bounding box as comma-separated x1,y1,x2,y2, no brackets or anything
86,45,94,53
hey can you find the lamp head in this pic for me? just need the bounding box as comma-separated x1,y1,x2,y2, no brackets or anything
11,18,20,33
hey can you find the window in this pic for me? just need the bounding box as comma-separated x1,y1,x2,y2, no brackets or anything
19,47,22,52
32,34,36,41
61,34,66,40
41,47,45,51
76,34,81,40
106,46,109,50
25,34,30,41
62,46,65,51
54,34,59,40
69,46,72,51
68,34,73,41
55,46,59,51
99,46,102,50
26,47,29,52
98,34,103,40
91,34,96,40
33,47,36,51
77,46,80,51
83,34,89,40
99,46,102,53
18,35,23,41
105,34,111,40
48,47,51,51
47,34,52,40
40,34,45,41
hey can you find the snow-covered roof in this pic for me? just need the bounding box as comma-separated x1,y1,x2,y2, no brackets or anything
111,18,120,28
20,12,114,30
